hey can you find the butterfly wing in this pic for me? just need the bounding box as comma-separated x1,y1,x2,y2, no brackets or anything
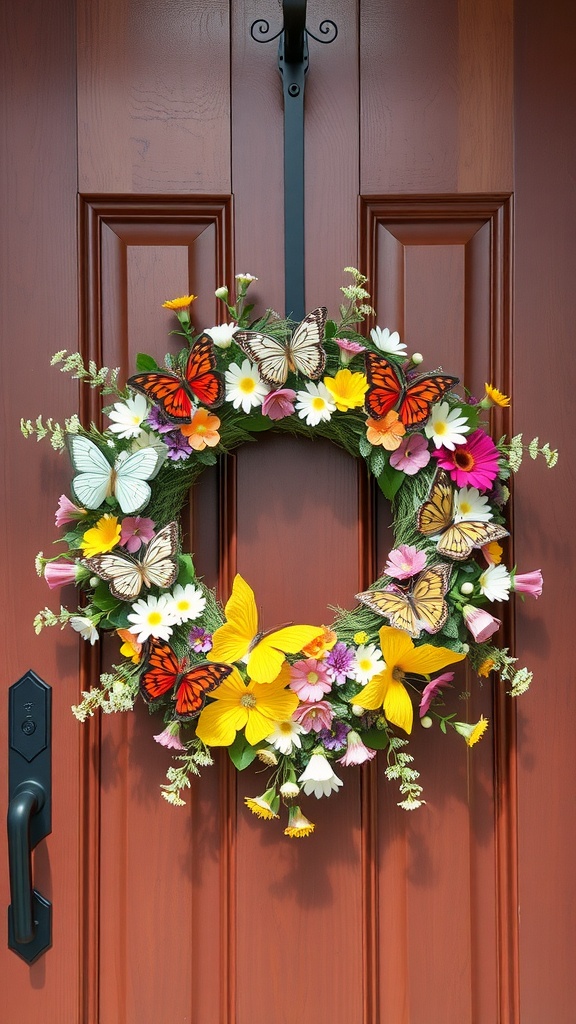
174,662,232,719
113,447,158,515
127,369,194,422
182,334,225,408
364,353,404,420
68,435,114,509
399,373,459,428
208,574,260,665
356,586,418,636
140,638,181,702
436,521,509,560
82,550,144,601
137,521,179,590
247,625,323,684
234,330,290,387
417,470,455,536
288,306,327,379
411,563,453,632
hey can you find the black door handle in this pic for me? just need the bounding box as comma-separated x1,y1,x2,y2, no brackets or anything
7,671,52,963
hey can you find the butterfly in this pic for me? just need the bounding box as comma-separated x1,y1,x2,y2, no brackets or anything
365,352,459,427
82,521,179,601
356,563,453,638
140,637,232,719
207,574,322,684
234,307,327,387
127,333,224,422
417,469,509,560
68,434,159,515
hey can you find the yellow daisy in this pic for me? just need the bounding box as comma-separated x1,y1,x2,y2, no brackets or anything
483,383,511,408
80,514,121,557
323,368,369,412
454,716,489,746
195,664,298,747
161,294,197,310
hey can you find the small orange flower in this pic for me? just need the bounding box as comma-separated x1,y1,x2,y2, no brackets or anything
484,383,511,408
477,657,496,677
117,628,142,664
366,410,406,450
180,408,221,450
161,294,197,311
302,626,337,659
482,541,503,566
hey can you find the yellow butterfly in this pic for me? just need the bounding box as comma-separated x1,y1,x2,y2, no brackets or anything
356,563,453,638
417,470,508,560
208,574,322,683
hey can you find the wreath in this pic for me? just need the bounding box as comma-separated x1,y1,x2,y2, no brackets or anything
24,269,558,836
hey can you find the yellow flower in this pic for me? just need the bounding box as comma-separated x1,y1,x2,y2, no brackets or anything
483,383,511,408
180,408,221,450
477,657,496,677
117,628,142,664
353,626,467,734
323,369,369,412
302,626,337,658
161,294,197,311
454,716,489,746
365,410,406,450
195,664,298,747
482,541,503,566
80,514,121,557
353,630,369,645
284,805,315,837
245,787,279,819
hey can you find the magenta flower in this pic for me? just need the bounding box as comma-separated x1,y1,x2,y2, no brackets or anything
337,730,377,766
385,544,427,580
120,516,156,553
335,338,366,365
153,723,186,750
44,560,78,589
292,700,334,733
512,569,543,599
325,642,355,685
419,672,454,717
188,626,213,653
290,659,332,701
55,494,87,527
389,433,431,475
462,604,501,642
433,428,500,491
261,388,297,421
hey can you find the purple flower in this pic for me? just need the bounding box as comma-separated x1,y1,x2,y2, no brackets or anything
325,642,355,685
261,388,296,421
147,406,178,434
120,516,156,553
389,433,431,475
419,672,454,717
188,626,213,653
318,721,351,751
164,431,193,461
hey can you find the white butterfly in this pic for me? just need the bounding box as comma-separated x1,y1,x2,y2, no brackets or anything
82,521,179,601
234,306,327,387
68,435,159,515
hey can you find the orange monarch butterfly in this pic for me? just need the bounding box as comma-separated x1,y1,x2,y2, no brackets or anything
365,351,459,427
356,562,453,637
127,334,224,422
140,637,232,719
234,307,327,387
417,469,509,560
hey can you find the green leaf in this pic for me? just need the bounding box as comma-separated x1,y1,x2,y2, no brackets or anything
228,732,260,771
358,436,372,459
105,605,131,629
325,319,338,340
91,581,122,614
376,463,405,500
176,553,196,586
361,728,391,750
242,414,273,432
195,449,218,466
370,448,386,478
135,352,160,373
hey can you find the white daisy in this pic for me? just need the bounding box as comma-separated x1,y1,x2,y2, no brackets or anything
127,593,177,643
424,402,470,450
479,564,511,602
204,322,238,349
370,326,407,355
169,583,206,625
298,753,344,799
349,643,384,684
295,382,336,426
225,359,269,413
266,719,304,755
453,486,493,522
107,394,149,439
70,615,99,645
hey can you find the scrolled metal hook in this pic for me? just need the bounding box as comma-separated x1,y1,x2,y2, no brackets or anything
250,18,283,44
306,19,338,44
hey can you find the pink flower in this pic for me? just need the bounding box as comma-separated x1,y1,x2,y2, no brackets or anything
261,388,297,421
120,516,156,553
385,544,427,580
44,560,78,589
55,494,87,527
432,429,500,491
389,433,431,475
335,338,366,365
419,672,454,717
512,569,543,599
337,730,377,766
153,723,186,751
289,659,332,702
292,700,334,733
462,604,501,642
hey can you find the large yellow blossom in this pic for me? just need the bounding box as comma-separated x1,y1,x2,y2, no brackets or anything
353,626,466,735
195,665,298,747
323,369,369,412
80,514,121,557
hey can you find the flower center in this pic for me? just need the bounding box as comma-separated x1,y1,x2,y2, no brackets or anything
312,397,325,411
454,450,475,470
176,600,188,612
392,667,405,682
435,421,447,434
240,693,257,708
306,671,319,685
148,611,162,626
240,377,256,394
279,722,293,734
459,501,472,515
358,658,371,672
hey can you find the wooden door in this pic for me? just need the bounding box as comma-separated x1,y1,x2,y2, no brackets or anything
1,1,574,1021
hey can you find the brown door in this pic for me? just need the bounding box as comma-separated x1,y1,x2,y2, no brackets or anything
1,1,574,1021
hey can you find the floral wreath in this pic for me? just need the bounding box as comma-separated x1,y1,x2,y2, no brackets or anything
24,269,558,837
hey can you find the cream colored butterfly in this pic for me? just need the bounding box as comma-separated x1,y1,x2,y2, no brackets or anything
68,435,159,515
82,521,179,601
234,307,327,387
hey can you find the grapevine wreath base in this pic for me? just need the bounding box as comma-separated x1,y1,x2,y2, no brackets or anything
25,269,557,836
